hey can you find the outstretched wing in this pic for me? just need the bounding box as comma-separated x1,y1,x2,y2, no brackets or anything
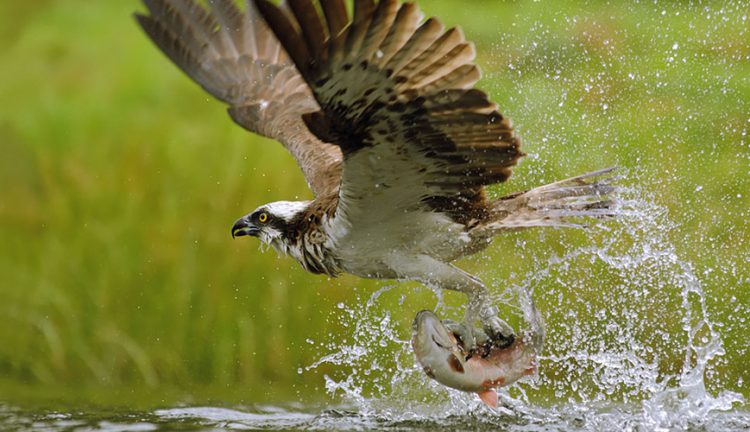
255,0,524,233
135,0,342,197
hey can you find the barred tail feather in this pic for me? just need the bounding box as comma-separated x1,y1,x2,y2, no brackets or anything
485,167,620,230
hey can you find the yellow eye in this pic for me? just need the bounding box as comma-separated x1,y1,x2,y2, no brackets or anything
258,213,268,223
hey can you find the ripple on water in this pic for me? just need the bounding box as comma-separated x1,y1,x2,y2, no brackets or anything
2,403,750,431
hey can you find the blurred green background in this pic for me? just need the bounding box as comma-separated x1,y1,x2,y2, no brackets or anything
0,0,747,408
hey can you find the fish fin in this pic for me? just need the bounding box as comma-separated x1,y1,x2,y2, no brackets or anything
477,389,498,408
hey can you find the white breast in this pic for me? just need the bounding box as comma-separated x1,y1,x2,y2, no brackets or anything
323,210,472,278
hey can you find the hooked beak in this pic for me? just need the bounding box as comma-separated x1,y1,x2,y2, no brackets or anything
231,217,260,239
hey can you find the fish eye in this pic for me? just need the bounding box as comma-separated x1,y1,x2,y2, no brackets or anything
258,212,269,223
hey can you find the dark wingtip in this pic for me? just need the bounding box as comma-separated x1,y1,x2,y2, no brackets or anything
253,0,313,78
133,12,153,32
253,0,276,19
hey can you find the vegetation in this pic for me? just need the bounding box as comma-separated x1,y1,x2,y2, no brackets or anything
0,0,747,407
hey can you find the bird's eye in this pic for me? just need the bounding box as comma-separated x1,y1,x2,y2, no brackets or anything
258,212,269,223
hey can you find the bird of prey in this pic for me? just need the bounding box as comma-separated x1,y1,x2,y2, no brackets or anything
135,0,617,350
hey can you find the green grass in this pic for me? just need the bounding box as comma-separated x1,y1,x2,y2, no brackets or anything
0,0,747,407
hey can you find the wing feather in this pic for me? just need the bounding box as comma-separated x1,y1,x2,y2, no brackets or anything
374,2,422,66
385,18,444,76
206,0,245,57
320,0,348,37
288,0,328,60
409,41,474,88
255,0,524,229
344,1,376,59
420,64,480,92
398,27,466,85
359,0,400,60
253,0,311,68
142,0,221,56
136,0,342,197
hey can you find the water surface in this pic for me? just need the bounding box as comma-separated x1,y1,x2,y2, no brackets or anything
3,401,749,431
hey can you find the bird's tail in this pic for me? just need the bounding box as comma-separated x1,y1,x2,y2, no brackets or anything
482,167,619,231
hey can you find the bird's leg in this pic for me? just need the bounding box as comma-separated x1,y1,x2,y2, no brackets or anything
386,254,515,352
457,274,516,352
480,306,516,349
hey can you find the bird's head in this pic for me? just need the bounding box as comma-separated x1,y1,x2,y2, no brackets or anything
231,201,311,247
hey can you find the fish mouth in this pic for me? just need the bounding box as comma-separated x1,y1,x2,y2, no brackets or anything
413,310,455,352
413,310,442,335
431,335,453,350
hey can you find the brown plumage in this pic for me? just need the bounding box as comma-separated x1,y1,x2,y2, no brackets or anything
254,0,525,228
135,0,342,197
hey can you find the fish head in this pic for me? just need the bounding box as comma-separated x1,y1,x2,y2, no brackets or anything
412,310,456,350
412,310,473,390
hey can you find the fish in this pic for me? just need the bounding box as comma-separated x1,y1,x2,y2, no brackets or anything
411,310,543,408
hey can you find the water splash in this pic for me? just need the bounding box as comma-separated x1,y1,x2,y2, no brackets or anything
302,181,746,429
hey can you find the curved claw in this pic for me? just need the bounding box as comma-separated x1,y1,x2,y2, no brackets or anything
482,315,516,349
442,312,517,354
442,319,492,355
442,319,472,353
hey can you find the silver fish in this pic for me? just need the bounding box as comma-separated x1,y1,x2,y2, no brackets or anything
412,310,543,408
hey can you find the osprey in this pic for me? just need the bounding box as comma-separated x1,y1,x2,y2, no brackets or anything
136,0,617,349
